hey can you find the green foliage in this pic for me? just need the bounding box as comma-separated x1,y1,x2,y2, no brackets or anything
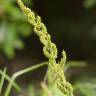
66,61,96,96
1,0,96,96
64,61,86,72
84,0,96,9
0,68,21,96
0,62,47,96
74,78,96,96
0,60,95,96
0,68,7,94
0,0,32,58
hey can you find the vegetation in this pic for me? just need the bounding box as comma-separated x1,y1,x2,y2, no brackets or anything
0,0,96,96
0,0,32,58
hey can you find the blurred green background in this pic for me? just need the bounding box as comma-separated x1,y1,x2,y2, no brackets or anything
0,0,96,96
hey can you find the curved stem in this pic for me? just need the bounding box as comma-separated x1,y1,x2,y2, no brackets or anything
4,61,48,96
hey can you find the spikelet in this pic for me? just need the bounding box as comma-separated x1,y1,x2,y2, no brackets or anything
17,0,73,96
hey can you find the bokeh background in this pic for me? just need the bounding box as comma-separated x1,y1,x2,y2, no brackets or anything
0,0,96,96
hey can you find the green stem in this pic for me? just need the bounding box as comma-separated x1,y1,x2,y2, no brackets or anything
4,61,48,96
0,70,21,92
0,68,7,94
